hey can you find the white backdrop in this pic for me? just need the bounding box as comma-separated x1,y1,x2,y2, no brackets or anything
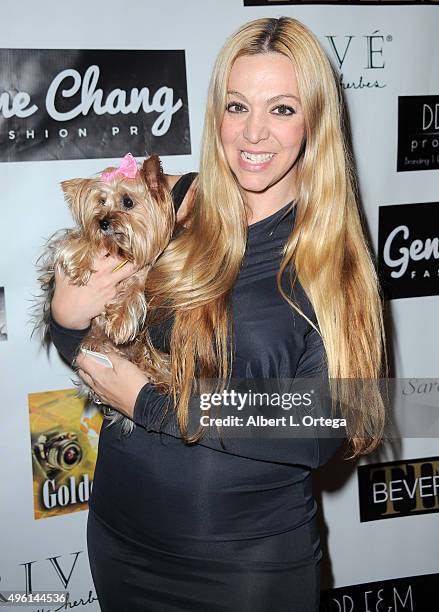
1,0,438,609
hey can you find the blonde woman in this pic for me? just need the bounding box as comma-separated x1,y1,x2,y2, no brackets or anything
49,17,386,612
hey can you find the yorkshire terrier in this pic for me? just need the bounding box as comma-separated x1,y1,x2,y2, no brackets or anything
34,153,174,434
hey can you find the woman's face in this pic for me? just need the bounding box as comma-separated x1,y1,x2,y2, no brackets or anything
220,52,305,204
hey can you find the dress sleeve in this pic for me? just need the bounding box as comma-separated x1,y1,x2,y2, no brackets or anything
133,326,346,469
294,327,346,466
48,309,90,365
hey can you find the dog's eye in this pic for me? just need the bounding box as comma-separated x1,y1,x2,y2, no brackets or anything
122,196,134,209
99,198,106,206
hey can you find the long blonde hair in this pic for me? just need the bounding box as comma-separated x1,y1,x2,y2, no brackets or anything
145,17,387,458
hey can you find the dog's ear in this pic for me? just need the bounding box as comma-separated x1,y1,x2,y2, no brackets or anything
141,155,165,193
61,179,89,207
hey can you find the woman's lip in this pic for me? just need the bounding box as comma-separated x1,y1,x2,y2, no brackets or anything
240,150,276,155
238,150,276,171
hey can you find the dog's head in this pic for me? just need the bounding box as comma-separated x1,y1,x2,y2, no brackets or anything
60,154,175,268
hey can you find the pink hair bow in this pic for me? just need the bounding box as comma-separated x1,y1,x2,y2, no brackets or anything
101,153,138,183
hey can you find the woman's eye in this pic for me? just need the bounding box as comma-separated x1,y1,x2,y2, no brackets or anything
272,105,295,116
122,195,134,209
226,102,247,113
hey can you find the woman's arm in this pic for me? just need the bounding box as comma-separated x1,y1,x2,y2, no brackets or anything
49,309,90,364
48,252,139,363
54,317,345,468
132,326,345,469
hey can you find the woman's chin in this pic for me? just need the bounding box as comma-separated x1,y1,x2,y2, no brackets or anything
236,175,272,194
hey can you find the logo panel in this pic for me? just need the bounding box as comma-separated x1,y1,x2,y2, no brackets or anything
397,96,439,172
358,455,439,522
378,202,439,299
0,49,190,161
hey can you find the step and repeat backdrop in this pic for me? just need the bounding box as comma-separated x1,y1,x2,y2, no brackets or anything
0,0,438,610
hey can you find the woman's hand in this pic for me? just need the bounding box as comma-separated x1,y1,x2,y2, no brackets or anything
51,251,139,330
75,350,149,419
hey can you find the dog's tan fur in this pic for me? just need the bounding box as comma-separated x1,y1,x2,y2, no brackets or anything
34,155,175,434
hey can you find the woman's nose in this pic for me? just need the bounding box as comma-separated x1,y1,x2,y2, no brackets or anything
243,112,269,143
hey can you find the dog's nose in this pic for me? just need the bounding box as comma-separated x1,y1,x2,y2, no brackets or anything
99,218,111,231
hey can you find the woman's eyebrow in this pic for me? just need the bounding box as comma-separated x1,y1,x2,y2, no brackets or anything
226,90,300,104
268,94,300,104
226,90,247,99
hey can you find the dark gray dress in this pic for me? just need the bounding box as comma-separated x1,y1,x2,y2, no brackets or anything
49,174,344,611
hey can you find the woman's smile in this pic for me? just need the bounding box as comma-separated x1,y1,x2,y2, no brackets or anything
239,150,276,170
